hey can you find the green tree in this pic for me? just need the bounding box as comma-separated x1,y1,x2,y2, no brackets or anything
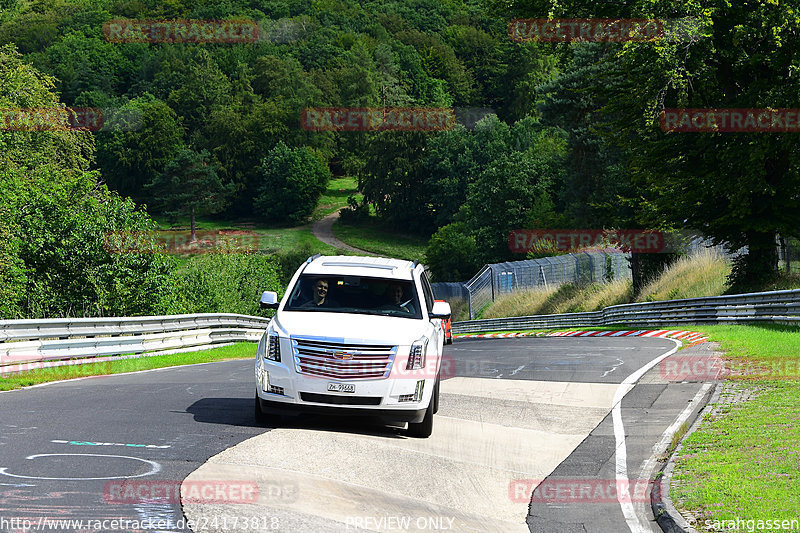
95,94,184,200
360,131,431,233
420,125,478,228
166,48,232,138
1,44,176,318
496,0,800,289
30,32,134,104
0,200,25,317
145,148,234,240
254,141,331,224
425,222,480,281
600,1,800,290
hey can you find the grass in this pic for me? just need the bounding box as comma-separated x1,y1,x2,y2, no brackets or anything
312,176,360,220
152,215,341,256
0,343,256,391
637,249,730,302
671,380,800,526
761,272,800,292
481,286,558,319
252,225,340,255
151,216,249,231
444,297,470,323
332,218,429,262
481,279,632,318
669,324,800,527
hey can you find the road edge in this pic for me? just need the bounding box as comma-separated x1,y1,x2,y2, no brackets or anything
651,381,724,533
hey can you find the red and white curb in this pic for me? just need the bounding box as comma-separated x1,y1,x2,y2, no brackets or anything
455,329,708,346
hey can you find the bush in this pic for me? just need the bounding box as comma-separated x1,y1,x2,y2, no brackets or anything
254,142,331,224
425,222,481,282
161,252,282,316
2,165,176,318
338,194,371,225
272,243,316,287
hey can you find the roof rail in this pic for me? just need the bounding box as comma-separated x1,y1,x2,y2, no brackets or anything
320,261,396,270
306,253,322,264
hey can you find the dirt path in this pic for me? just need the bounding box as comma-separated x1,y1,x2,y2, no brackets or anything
312,210,377,255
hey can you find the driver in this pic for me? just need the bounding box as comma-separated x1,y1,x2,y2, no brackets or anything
386,283,411,313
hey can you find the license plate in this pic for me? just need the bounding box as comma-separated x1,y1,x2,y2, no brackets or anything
327,382,355,393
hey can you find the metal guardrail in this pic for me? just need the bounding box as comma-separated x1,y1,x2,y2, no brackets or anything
4,288,799,371
0,313,271,371
452,289,800,334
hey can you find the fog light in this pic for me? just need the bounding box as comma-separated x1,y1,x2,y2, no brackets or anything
413,380,425,402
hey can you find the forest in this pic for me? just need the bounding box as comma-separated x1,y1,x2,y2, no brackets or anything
1,0,798,318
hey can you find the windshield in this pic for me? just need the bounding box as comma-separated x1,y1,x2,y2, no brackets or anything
284,275,422,319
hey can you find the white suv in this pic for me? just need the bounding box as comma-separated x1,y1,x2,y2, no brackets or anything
255,255,451,438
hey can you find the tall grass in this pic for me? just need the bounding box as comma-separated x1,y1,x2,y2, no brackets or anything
445,297,470,322
481,279,632,318
480,286,558,318
636,249,730,302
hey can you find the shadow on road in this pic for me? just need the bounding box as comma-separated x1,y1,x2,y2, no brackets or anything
185,397,264,427
186,397,408,438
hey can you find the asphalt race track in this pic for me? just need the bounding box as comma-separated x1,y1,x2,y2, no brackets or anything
0,337,711,533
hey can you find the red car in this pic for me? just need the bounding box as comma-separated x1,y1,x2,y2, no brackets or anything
435,300,453,344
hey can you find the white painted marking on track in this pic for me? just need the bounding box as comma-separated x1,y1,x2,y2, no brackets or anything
612,338,681,533
0,453,162,480
602,358,625,378
509,365,526,376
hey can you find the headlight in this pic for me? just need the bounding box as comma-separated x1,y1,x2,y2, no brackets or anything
265,334,281,362
407,337,428,370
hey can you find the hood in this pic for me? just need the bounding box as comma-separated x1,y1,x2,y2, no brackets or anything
272,310,430,346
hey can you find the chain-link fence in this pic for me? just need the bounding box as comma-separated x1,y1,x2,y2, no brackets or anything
439,251,631,319
779,236,800,275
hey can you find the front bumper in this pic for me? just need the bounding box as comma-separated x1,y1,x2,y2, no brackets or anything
256,396,427,423
255,350,435,423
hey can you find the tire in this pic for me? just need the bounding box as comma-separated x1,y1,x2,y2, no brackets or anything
407,398,434,438
254,394,280,426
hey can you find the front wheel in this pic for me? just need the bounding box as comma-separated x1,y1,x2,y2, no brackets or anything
406,399,434,438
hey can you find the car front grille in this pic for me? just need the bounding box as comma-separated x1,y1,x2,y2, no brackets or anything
292,337,396,380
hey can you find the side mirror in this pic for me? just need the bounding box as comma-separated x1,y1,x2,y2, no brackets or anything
430,300,451,320
260,291,279,309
